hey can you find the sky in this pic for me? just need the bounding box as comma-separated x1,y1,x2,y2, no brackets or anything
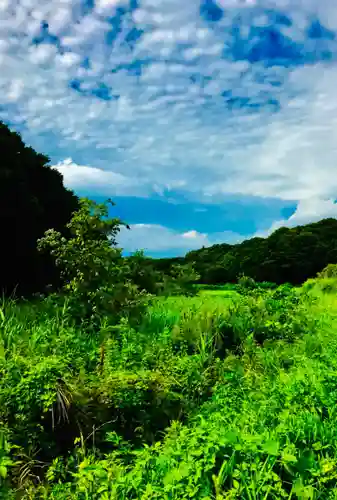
1,0,337,256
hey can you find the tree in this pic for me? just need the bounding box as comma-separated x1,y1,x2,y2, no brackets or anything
38,198,148,325
126,250,167,295
152,218,337,285
0,122,79,295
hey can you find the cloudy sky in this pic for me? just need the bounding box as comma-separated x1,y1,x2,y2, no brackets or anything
1,0,337,256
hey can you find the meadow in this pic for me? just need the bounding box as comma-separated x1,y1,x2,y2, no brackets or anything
1,275,337,499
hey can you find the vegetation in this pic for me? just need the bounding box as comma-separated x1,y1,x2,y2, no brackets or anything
2,258,337,498
154,219,337,286
4,121,337,498
0,122,79,296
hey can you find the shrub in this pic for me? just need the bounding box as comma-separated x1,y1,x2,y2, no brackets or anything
317,263,337,279
38,198,149,326
237,274,257,291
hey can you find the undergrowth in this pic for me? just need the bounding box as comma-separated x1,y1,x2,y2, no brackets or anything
0,274,337,498
0,203,336,499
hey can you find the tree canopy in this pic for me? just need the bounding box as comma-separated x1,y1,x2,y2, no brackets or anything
0,121,79,295
153,218,337,285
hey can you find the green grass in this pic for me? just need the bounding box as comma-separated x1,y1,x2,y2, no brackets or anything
2,279,337,498
198,289,240,298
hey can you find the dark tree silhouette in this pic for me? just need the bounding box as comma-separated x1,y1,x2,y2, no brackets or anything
0,121,79,295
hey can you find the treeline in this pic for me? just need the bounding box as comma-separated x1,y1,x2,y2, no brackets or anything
153,219,337,285
3,118,337,293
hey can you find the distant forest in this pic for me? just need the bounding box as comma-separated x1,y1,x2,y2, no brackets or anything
153,218,337,285
1,119,337,294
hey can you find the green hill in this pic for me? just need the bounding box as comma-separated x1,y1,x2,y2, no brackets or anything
154,218,337,285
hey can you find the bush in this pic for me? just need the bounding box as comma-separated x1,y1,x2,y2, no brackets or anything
317,263,337,279
237,274,257,291
38,198,149,326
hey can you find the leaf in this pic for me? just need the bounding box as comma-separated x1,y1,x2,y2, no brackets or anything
0,466,7,479
233,479,240,489
224,430,238,444
263,440,279,456
97,485,109,493
282,453,297,464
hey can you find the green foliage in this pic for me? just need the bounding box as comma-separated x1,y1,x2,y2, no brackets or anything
126,251,166,295
37,200,199,325
37,198,149,325
0,121,79,296
4,224,337,499
238,274,256,287
0,429,16,498
165,262,200,296
317,263,337,279
237,274,257,294
155,218,337,286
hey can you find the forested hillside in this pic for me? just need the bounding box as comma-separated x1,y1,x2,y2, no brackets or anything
154,219,337,285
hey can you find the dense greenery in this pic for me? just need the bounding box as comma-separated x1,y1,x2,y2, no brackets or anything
154,218,337,285
2,258,337,498
0,122,79,295
0,183,335,498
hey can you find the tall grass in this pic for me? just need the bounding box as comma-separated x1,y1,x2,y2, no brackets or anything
1,278,337,498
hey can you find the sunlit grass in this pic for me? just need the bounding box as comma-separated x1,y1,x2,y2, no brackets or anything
3,278,337,498
198,289,240,298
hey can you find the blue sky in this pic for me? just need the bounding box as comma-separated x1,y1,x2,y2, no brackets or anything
2,0,337,256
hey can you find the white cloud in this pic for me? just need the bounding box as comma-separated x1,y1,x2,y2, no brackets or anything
29,44,57,65
6,79,24,101
53,158,145,196
118,224,210,253
118,223,244,254
285,198,337,227
182,230,201,239
1,0,337,223
256,198,337,238
96,0,123,9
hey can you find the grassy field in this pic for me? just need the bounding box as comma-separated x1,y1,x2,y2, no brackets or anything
198,289,240,298
2,279,337,498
